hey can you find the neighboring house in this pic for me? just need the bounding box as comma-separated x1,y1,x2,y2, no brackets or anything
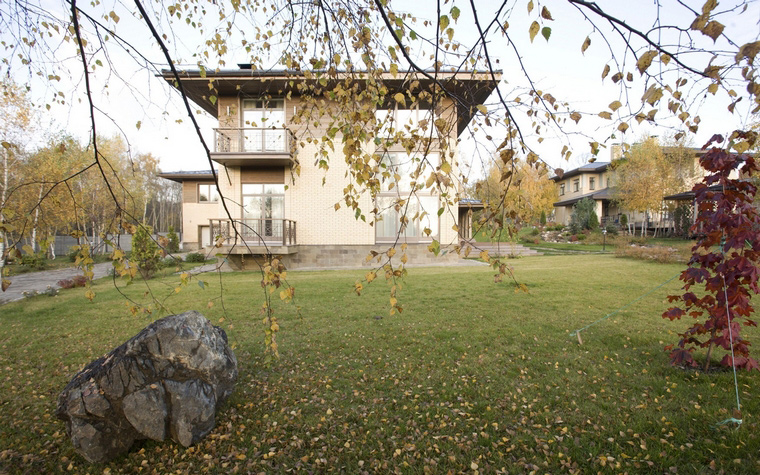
551,162,619,226
551,145,709,232
158,67,498,269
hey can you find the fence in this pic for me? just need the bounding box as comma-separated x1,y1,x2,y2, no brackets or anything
38,233,183,256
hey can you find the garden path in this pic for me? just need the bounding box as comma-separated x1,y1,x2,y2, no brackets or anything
0,262,112,305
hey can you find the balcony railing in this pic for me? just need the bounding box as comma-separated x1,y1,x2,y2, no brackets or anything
209,218,296,247
213,128,294,154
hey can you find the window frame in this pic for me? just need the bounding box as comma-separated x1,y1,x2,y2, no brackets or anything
198,183,220,203
374,151,440,243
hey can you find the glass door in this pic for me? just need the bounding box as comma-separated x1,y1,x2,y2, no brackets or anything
242,184,285,240
242,99,285,152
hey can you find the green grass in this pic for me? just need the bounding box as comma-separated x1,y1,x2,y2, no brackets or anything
1,255,758,473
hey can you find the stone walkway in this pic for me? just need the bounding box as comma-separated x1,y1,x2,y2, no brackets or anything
0,262,113,305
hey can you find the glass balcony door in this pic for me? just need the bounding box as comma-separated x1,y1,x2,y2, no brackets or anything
242,184,285,239
242,99,285,152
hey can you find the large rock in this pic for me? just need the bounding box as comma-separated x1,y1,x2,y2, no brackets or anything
56,311,238,463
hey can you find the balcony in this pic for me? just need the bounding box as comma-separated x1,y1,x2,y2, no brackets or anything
211,128,296,166
208,218,297,250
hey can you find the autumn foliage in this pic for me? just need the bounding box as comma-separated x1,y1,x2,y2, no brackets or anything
663,131,759,371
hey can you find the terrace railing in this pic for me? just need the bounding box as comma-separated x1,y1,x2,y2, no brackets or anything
213,128,294,154
208,218,296,247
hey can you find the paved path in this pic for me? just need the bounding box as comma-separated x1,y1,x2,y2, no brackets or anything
0,262,113,305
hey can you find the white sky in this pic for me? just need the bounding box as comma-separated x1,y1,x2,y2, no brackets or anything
4,0,759,175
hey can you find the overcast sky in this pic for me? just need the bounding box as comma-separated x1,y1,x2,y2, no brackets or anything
5,0,759,175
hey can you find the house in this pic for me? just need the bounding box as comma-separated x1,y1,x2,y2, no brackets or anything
551,144,710,232
550,161,618,227
158,67,499,269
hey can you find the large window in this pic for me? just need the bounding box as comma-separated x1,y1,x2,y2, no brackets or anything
242,99,285,152
198,184,219,202
375,107,434,137
375,152,439,242
242,184,285,239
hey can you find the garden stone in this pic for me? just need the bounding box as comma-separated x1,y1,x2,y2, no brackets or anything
56,311,237,463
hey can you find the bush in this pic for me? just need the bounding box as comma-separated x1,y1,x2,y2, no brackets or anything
569,197,599,233
530,227,540,236
162,256,183,267
131,223,161,278
605,224,619,236
588,211,599,231
58,275,88,289
615,244,684,264
185,252,206,263
19,253,46,270
166,226,180,253
539,210,547,227
576,233,587,241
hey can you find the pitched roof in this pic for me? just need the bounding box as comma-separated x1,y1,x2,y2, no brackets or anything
553,187,614,207
551,162,610,181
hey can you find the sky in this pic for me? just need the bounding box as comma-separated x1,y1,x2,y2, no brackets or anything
3,0,759,176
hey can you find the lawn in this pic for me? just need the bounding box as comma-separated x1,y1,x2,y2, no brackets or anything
1,255,758,473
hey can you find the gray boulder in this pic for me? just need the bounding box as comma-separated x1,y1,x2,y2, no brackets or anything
57,311,238,463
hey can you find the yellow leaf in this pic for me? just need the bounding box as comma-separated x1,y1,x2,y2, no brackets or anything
598,111,612,120
541,6,553,20
476,104,487,115
85,289,95,301
641,84,664,106
608,101,622,111
393,92,406,105
527,0,534,13
702,20,724,41
528,21,540,43
636,50,658,74
617,122,629,133
601,64,610,80
581,36,591,54
479,250,490,261
387,247,396,258
707,83,719,95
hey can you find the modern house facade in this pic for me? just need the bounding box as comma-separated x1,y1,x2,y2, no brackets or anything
159,68,498,269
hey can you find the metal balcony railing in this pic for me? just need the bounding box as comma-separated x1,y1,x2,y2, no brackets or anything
209,218,296,247
213,128,294,154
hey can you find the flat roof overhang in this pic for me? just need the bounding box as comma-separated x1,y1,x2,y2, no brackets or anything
160,68,501,136
209,153,295,167
158,171,216,183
